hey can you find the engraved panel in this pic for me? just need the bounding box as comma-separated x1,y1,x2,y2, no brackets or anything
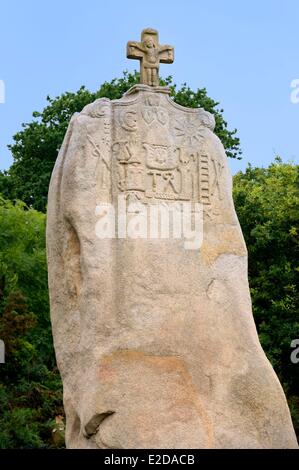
113,140,144,194
86,102,112,200
198,154,211,205
142,96,168,125
174,116,205,147
112,141,142,164
119,109,138,132
143,143,179,170
112,98,224,210
211,156,224,201
87,134,111,195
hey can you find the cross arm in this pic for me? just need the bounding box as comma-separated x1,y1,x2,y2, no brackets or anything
127,41,145,60
159,44,174,64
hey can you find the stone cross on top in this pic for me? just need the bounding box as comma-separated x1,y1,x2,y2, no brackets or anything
127,28,174,87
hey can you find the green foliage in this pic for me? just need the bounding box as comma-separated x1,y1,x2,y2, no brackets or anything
0,71,241,212
0,198,63,448
233,158,299,435
0,407,43,448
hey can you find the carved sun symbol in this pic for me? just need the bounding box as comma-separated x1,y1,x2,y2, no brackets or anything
174,116,204,146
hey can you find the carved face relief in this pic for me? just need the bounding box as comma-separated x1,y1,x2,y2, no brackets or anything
144,37,155,49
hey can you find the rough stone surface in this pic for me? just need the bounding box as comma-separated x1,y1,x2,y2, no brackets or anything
47,84,298,448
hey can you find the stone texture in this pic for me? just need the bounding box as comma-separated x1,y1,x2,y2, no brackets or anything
47,84,298,449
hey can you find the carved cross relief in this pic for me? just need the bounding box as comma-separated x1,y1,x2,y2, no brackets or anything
127,28,174,86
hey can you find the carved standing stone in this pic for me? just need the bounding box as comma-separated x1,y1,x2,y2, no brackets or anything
47,31,298,449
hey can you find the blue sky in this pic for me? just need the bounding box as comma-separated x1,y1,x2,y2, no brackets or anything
0,0,298,174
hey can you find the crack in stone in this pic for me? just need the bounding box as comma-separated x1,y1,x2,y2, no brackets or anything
84,411,115,438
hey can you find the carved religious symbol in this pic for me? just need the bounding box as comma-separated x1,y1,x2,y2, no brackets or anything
127,28,174,86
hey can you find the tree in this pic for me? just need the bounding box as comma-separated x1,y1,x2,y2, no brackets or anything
233,158,299,436
0,197,63,448
0,71,241,212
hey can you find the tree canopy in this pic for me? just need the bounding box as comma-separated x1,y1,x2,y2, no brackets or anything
233,158,299,431
0,71,241,212
0,197,62,448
